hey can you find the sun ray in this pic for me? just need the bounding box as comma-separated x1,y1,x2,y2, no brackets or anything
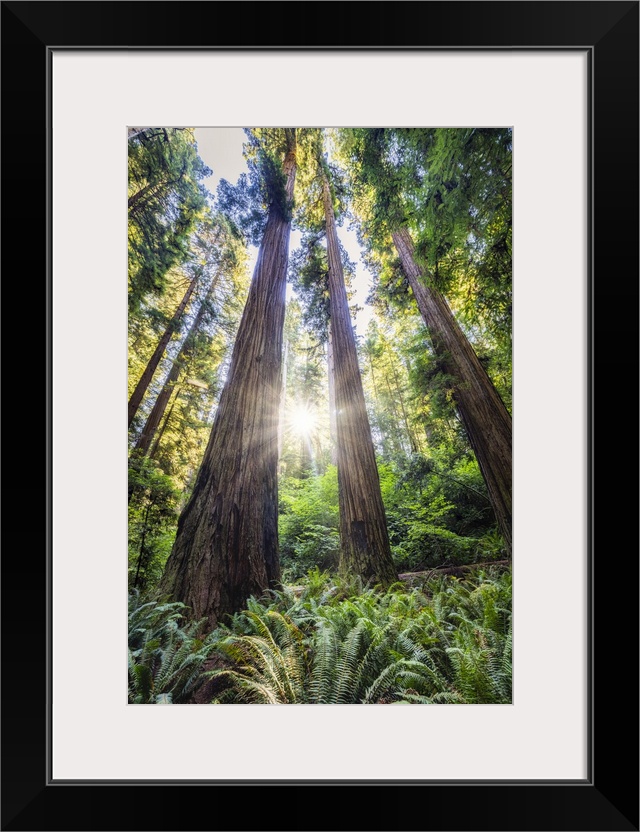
287,402,317,438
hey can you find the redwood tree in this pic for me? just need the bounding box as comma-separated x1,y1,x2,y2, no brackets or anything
342,128,513,555
327,327,337,465
393,227,512,554
321,167,397,585
159,129,297,628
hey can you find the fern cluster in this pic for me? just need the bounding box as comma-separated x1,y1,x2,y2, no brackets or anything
206,566,511,705
128,591,218,703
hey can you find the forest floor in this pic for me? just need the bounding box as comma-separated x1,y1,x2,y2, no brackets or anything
286,559,512,595
191,559,512,703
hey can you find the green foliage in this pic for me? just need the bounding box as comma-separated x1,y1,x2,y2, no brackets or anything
402,127,512,314
217,128,297,245
205,566,512,705
216,170,269,247
128,458,181,590
128,128,211,311
287,128,352,232
288,232,358,344
128,591,218,703
378,453,504,573
207,609,309,704
288,234,331,338
360,317,424,460
337,126,512,396
278,467,340,579
404,570,513,703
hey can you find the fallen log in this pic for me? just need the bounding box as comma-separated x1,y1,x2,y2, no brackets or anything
398,559,511,585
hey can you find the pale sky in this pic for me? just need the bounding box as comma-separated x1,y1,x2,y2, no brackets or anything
193,127,374,334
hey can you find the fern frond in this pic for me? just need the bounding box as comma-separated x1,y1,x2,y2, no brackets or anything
309,621,340,703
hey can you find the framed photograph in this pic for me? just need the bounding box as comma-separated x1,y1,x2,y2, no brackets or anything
3,2,637,830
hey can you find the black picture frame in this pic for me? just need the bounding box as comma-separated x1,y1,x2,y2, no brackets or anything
2,2,638,830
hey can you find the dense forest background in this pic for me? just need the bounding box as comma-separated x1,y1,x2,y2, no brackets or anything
127,126,512,705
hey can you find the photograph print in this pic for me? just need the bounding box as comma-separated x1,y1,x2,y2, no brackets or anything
127,126,512,705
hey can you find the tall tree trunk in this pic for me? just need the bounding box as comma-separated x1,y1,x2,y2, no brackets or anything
148,385,180,459
298,395,313,478
382,374,411,457
159,132,297,629
133,502,154,589
128,275,198,428
322,174,396,586
392,227,512,555
278,340,289,461
128,180,158,212
365,349,391,457
387,362,419,454
327,327,338,465
134,364,181,459
134,269,220,457
299,434,312,478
